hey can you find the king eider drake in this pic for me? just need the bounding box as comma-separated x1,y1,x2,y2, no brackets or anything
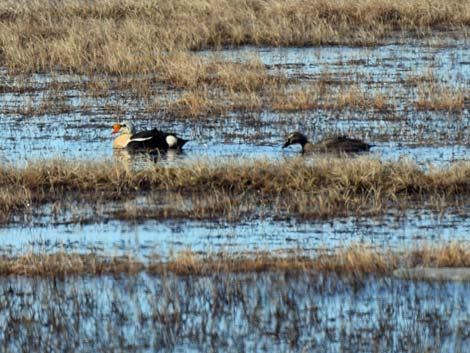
282,132,373,154
112,122,188,151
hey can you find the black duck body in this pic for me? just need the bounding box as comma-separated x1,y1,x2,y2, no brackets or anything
283,132,373,154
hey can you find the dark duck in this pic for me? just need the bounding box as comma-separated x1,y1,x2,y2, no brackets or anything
112,122,188,151
282,132,373,154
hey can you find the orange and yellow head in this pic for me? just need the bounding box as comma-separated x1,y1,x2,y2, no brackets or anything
112,122,135,135
112,123,121,134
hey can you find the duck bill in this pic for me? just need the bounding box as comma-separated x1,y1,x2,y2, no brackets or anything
282,140,290,148
112,123,121,134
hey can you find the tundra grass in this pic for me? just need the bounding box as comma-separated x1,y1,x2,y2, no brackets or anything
2,70,469,119
1,249,469,352
1,0,469,120
1,0,470,74
2,157,470,224
1,242,470,277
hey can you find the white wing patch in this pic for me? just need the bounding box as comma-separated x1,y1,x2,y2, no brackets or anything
166,135,178,147
130,136,153,142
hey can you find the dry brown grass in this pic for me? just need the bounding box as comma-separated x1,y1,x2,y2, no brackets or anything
414,85,467,112
322,87,391,111
0,253,143,277
406,242,470,268
271,87,322,111
5,84,463,119
183,243,470,276
0,0,469,74
7,72,452,118
0,0,468,120
2,61,467,118
156,246,394,276
1,157,470,223
3,242,470,277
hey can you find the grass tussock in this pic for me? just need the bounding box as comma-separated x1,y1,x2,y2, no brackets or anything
7,72,456,118
0,157,467,197
0,0,470,74
414,86,466,112
2,59,467,118
407,242,470,268
157,246,394,276
4,243,470,277
0,253,143,277
1,157,470,223
292,86,393,112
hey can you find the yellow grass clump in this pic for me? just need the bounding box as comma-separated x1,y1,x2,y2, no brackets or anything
0,157,470,223
2,242,470,277
0,0,469,74
414,87,466,112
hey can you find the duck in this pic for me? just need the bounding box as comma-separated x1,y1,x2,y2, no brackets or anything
112,121,188,151
282,132,373,154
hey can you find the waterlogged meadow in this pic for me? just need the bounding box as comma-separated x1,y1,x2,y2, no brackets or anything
1,0,470,351
3,273,470,352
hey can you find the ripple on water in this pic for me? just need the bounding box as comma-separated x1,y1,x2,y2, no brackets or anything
0,207,468,258
0,273,469,352
0,40,469,167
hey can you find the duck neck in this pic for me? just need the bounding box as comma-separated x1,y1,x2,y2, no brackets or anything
113,134,131,149
122,127,134,137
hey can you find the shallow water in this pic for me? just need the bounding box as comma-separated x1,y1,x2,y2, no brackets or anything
1,40,470,167
1,38,470,352
0,39,469,257
206,38,470,87
1,273,470,352
0,208,467,258
1,112,468,168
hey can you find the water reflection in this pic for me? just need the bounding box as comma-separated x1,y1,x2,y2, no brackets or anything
1,208,469,258
0,41,469,166
112,148,185,167
0,273,469,352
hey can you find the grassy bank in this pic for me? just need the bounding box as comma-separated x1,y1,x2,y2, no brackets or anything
1,157,470,223
0,0,469,74
0,0,468,121
2,242,469,277
1,245,468,352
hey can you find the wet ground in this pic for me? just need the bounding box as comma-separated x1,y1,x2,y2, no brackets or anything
1,273,470,352
1,38,470,352
0,208,468,259
0,40,469,166
0,39,469,255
